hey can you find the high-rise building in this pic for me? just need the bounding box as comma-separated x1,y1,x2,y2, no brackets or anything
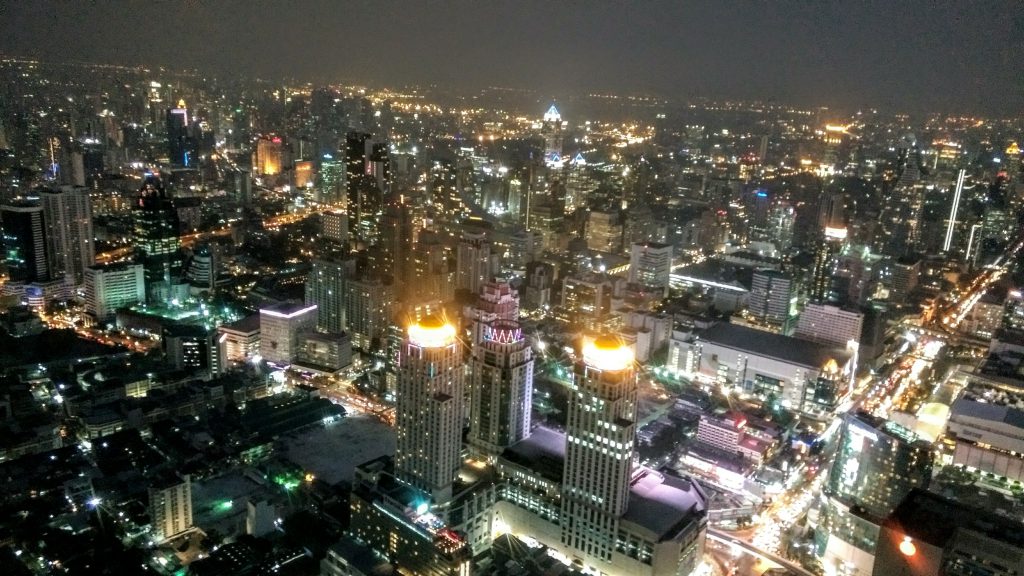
380,196,414,291
0,201,50,283
320,210,348,245
165,101,193,167
343,276,394,351
133,176,182,294
542,105,564,167
456,231,491,295
818,412,933,576
561,335,638,560
747,269,795,331
795,303,864,349
628,242,672,297
810,225,847,302
465,279,519,345
149,473,193,542
395,316,465,503
254,135,283,176
259,302,318,366
40,185,94,284
468,320,532,458
217,315,261,365
84,262,146,322
305,257,356,334
317,154,346,205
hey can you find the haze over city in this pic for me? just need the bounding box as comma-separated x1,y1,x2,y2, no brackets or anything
0,3,1023,576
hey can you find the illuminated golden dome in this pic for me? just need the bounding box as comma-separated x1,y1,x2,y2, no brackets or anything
407,315,456,348
582,335,634,371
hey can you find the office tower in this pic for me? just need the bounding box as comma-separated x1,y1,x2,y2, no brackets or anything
456,231,491,295
133,176,182,294
943,169,966,252
628,242,672,297
748,189,772,241
795,303,864,348
380,195,414,290
217,315,261,364
165,100,192,166
468,320,533,457
818,412,933,576
318,154,346,205
305,257,356,334
183,244,216,293
345,131,373,241
542,104,564,167
410,231,454,305
561,335,638,560
748,269,795,331
395,316,464,503
259,302,318,366
890,256,921,302
84,263,146,322
254,135,283,176
809,225,847,302
343,275,395,351
369,142,390,193
768,202,796,253
586,211,623,253
149,473,193,542
0,201,50,283
321,210,348,245
40,185,94,284
163,324,217,372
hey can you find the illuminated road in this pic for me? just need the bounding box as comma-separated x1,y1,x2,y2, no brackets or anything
708,530,815,576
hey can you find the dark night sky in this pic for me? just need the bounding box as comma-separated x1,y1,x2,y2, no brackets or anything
1,1,1022,114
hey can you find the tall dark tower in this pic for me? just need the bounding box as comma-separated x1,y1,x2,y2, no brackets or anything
165,100,193,167
133,175,182,300
344,131,379,246
0,201,51,283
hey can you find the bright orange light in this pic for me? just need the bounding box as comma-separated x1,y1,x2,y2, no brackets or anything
407,316,456,348
582,335,634,371
899,536,916,557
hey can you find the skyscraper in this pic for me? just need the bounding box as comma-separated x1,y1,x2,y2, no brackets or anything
628,241,672,297
561,335,638,561
395,316,464,503
456,230,491,295
0,201,50,283
465,279,519,345
748,269,795,331
165,100,192,166
40,185,94,284
818,412,933,576
468,319,533,457
542,104,564,167
305,257,356,334
133,175,182,294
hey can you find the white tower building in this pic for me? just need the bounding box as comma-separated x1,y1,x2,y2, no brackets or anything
468,320,533,457
395,316,465,503
561,335,638,562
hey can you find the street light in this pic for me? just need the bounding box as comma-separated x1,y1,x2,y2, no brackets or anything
899,536,916,557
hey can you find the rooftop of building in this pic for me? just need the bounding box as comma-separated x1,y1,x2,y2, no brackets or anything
623,468,708,539
326,537,396,576
500,426,566,483
884,488,1024,549
950,397,1024,429
698,322,851,369
260,301,316,317
221,314,260,335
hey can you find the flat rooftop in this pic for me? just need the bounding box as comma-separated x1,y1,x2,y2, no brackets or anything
698,322,850,369
623,468,708,539
501,426,566,482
